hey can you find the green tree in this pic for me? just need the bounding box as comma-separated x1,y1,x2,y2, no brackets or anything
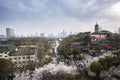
97,55,120,72
25,62,36,71
0,59,14,80
113,50,120,57
98,56,115,70
108,34,120,50
37,38,48,63
43,55,52,64
58,35,75,56
90,61,104,80
83,35,91,43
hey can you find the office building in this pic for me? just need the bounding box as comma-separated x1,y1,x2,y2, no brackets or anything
60,30,67,38
40,33,45,37
118,28,120,34
6,28,14,38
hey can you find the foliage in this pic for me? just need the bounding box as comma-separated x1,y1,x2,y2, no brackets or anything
87,70,96,77
7,37,48,46
0,45,18,53
90,50,101,57
58,35,75,56
98,55,120,70
87,55,120,80
43,55,52,64
25,62,36,71
42,71,74,80
83,36,91,43
71,46,82,55
59,44,71,56
25,56,52,71
108,34,120,50
37,38,49,63
74,32,91,43
98,56,114,70
90,62,104,78
58,33,91,59
100,71,109,79
113,50,120,57
0,59,15,80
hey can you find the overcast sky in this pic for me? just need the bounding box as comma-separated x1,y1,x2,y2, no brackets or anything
0,0,120,36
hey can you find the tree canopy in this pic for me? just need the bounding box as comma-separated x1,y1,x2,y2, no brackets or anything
0,59,14,80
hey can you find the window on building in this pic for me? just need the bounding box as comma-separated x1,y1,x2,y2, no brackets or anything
19,61,21,63
30,57,33,59
14,62,17,64
23,57,25,59
19,57,21,59
27,57,29,59
9,58,12,60
14,58,17,60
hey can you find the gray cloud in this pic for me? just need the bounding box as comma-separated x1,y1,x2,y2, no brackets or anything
0,0,120,36
59,0,120,20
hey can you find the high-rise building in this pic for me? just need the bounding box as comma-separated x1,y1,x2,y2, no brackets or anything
0,35,5,38
118,28,120,34
6,28,14,38
60,30,67,38
94,22,99,33
40,33,44,37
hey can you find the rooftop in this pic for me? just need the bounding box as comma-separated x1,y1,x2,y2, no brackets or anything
0,45,18,53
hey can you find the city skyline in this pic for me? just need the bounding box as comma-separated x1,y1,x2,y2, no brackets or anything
0,0,120,36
